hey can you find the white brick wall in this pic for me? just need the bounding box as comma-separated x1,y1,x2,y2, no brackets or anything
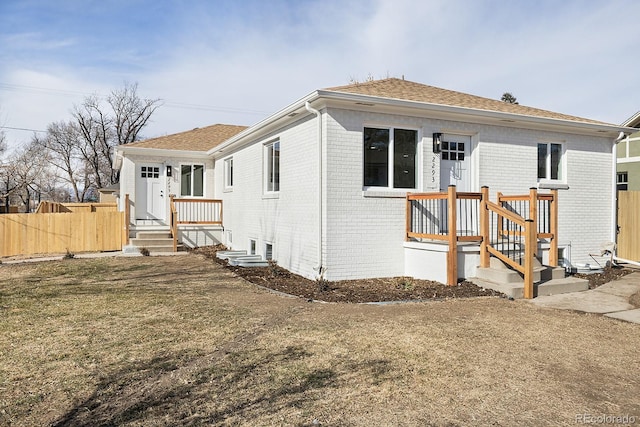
214,116,320,279
206,106,614,281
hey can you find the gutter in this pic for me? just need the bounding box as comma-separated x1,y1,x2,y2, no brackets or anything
305,101,324,277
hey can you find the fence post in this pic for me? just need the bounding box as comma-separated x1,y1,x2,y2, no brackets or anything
524,219,536,299
124,194,130,246
549,189,558,267
447,185,457,286
529,187,538,258
405,193,411,241
480,186,490,268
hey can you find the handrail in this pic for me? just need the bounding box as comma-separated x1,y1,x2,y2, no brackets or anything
406,185,558,298
170,196,178,252
172,198,223,224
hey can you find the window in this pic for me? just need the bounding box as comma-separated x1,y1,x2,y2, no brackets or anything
224,158,233,189
441,140,465,161
249,239,257,255
617,172,628,191
181,164,204,197
265,141,280,193
141,166,159,179
264,243,273,260
537,143,563,181
364,127,418,189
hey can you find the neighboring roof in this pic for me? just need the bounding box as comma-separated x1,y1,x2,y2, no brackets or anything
126,124,248,151
324,78,609,126
622,111,640,128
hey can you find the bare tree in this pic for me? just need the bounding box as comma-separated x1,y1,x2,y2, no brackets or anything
1,140,51,211
72,83,161,187
33,122,92,202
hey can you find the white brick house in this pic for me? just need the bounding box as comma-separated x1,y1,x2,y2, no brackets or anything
115,78,634,282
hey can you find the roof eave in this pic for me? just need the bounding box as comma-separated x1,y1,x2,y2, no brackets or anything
117,145,212,158
317,90,633,137
208,91,320,156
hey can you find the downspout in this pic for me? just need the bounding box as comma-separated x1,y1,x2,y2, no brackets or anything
306,101,323,277
611,135,618,244
612,132,625,243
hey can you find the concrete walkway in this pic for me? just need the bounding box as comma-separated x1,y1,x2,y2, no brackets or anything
529,272,640,324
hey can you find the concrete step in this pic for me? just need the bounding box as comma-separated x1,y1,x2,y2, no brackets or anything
475,257,564,284
136,231,172,239
216,250,248,260
228,255,264,266
130,238,176,247
470,276,589,299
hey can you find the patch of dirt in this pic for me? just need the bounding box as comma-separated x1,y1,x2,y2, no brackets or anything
575,265,634,289
193,246,505,303
194,246,636,303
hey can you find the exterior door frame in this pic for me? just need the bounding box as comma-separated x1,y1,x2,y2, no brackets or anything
135,163,166,221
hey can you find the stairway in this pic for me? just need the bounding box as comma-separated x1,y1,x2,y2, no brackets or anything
127,230,183,254
471,256,588,299
216,250,269,267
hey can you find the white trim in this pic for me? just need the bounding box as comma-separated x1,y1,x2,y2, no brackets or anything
264,241,274,260
537,141,567,184
223,157,234,191
248,238,257,255
263,140,280,195
616,156,640,164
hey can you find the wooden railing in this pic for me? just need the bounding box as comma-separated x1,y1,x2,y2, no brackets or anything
480,197,536,299
406,186,558,298
169,196,223,252
497,189,558,266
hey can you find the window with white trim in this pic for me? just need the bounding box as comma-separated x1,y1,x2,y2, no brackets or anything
249,238,257,255
224,157,233,189
617,172,628,191
363,127,418,189
264,242,273,260
264,141,280,193
537,142,563,181
181,164,204,197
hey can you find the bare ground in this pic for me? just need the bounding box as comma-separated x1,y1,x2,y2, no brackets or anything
0,254,639,426
194,246,633,303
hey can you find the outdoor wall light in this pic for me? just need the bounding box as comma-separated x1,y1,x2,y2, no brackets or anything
166,165,172,177
433,133,443,153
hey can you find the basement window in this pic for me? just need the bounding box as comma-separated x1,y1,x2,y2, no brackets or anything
264,242,273,260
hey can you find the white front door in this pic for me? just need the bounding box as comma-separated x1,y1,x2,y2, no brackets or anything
136,164,165,220
440,134,471,191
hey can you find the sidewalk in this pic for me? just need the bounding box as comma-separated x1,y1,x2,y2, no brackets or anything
529,272,640,324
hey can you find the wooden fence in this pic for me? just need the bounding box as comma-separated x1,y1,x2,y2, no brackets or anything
617,191,640,261
36,201,118,213
0,210,124,257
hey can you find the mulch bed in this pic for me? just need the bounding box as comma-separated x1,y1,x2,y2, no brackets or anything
192,246,634,303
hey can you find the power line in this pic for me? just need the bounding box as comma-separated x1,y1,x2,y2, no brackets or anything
0,126,46,133
0,82,272,115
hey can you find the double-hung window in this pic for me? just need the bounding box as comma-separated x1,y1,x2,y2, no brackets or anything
363,127,418,189
181,164,204,197
264,141,280,193
224,157,233,189
537,142,563,181
617,172,628,191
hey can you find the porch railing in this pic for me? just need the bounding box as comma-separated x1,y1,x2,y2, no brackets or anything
406,186,558,298
169,196,223,251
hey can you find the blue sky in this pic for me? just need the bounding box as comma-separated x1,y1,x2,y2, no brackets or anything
1,0,639,150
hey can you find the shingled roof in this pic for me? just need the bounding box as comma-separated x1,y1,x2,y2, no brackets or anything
127,123,248,151
324,78,608,126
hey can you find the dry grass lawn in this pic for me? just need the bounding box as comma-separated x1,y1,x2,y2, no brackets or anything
0,254,639,426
